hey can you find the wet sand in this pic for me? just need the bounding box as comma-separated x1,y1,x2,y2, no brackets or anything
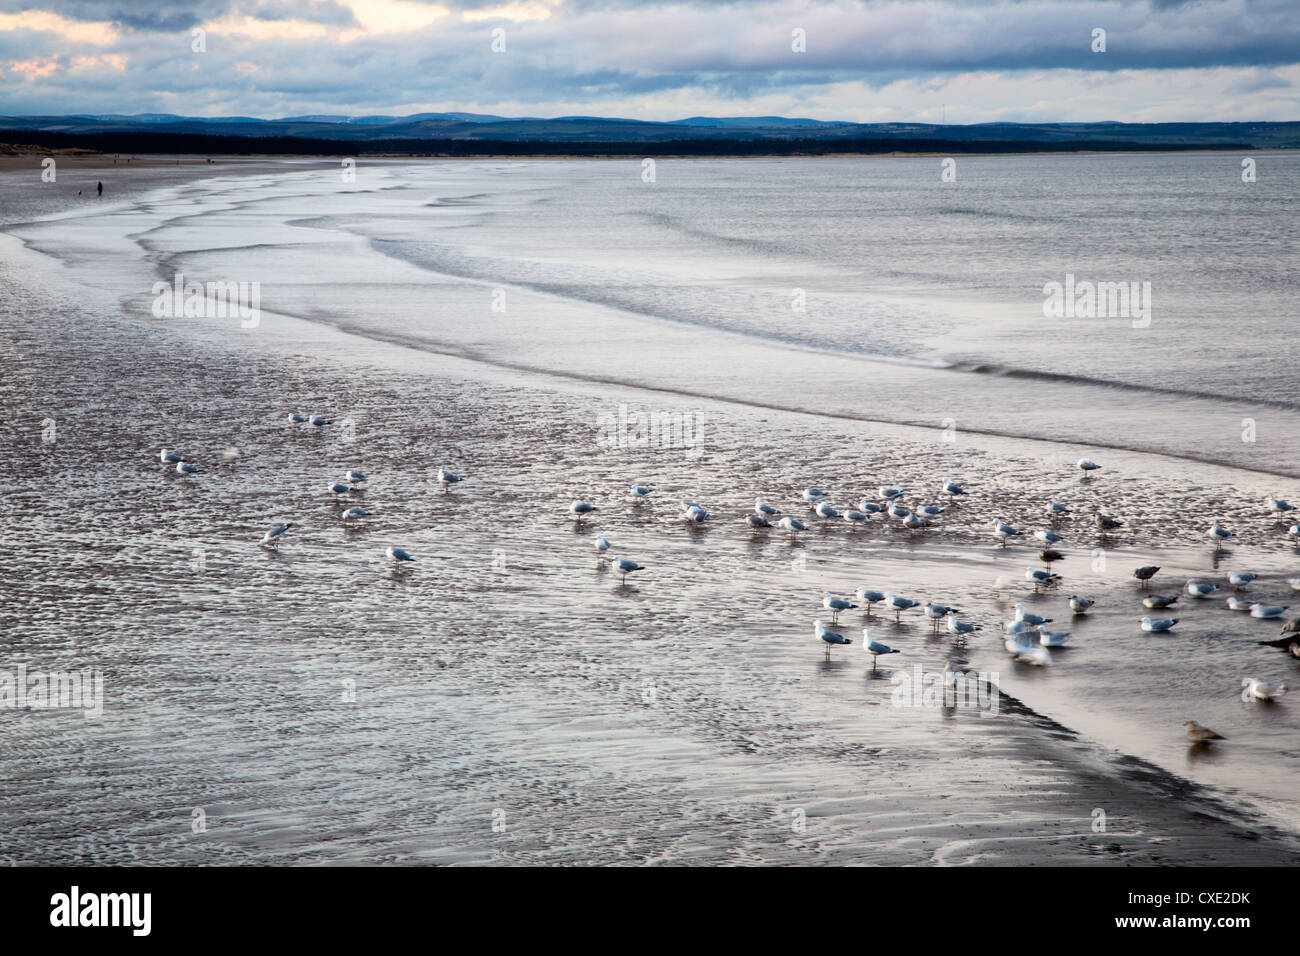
2,253,1298,864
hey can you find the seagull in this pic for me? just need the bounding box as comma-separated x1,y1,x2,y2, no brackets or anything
855,500,885,514
1290,578,1300,592
842,510,871,527
1186,581,1220,599
1069,595,1094,614
1143,594,1179,610
1014,604,1052,626
1095,513,1124,531
159,448,185,464
1141,616,1178,633
594,535,613,553
745,513,772,529
1133,565,1160,586
570,500,598,522
1004,619,1033,638
993,519,1022,547
386,546,414,563
1046,501,1071,517
777,516,808,534
341,507,371,520
862,628,901,669
610,556,645,584
802,488,829,507
1251,604,1289,620
1208,522,1236,550
176,462,200,476
903,514,929,531
879,485,904,500
883,593,920,621
823,592,858,624
946,613,982,637
1034,529,1064,545
941,478,967,497
345,470,367,483
631,484,652,500
815,620,851,658
755,497,781,517
1004,630,1036,653
814,501,841,519
924,602,960,631
1227,571,1257,589
260,522,293,548
855,589,885,618
287,414,308,424
1026,568,1060,592
437,468,463,492
1244,678,1288,701
309,415,331,427
1077,458,1101,474
1037,625,1071,647
329,482,352,495
1269,498,1296,514
1226,595,1255,612
1289,524,1300,540
887,503,912,520
684,503,710,523
1184,720,1224,743
916,505,945,519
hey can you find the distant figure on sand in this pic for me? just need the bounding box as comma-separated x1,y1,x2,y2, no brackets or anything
97,181,103,197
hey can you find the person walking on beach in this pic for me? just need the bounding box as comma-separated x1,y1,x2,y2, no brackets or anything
97,181,103,197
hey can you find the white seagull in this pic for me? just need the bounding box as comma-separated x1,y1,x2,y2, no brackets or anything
1077,458,1101,473
993,519,1022,547
437,468,463,492
862,628,901,669
1251,604,1289,620
260,522,293,548
883,592,920,621
814,501,841,519
802,488,829,507
610,556,645,584
386,546,414,563
1069,595,1094,614
160,448,185,464
1207,522,1236,549
1186,581,1220,599
341,507,371,520
1014,604,1052,626
855,589,886,617
941,478,967,497
815,619,852,658
1243,677,1288,701
1141,616,1178,632
176,462,200,476
755,497,781,517
823,592,858,624
570,500,598,522
777,516,809,534
1037,625,1071,647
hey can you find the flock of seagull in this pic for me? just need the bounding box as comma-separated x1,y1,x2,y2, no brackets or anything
163,438,1299,746
565,457,1299,746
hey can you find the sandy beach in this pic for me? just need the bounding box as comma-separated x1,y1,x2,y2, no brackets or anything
2,159,1298,866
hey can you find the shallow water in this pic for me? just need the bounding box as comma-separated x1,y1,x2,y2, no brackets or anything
1,158,1298,865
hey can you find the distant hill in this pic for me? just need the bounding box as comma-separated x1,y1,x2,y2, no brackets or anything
0,113,1296,148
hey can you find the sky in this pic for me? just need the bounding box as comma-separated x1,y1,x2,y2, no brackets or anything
0,0,1297,123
